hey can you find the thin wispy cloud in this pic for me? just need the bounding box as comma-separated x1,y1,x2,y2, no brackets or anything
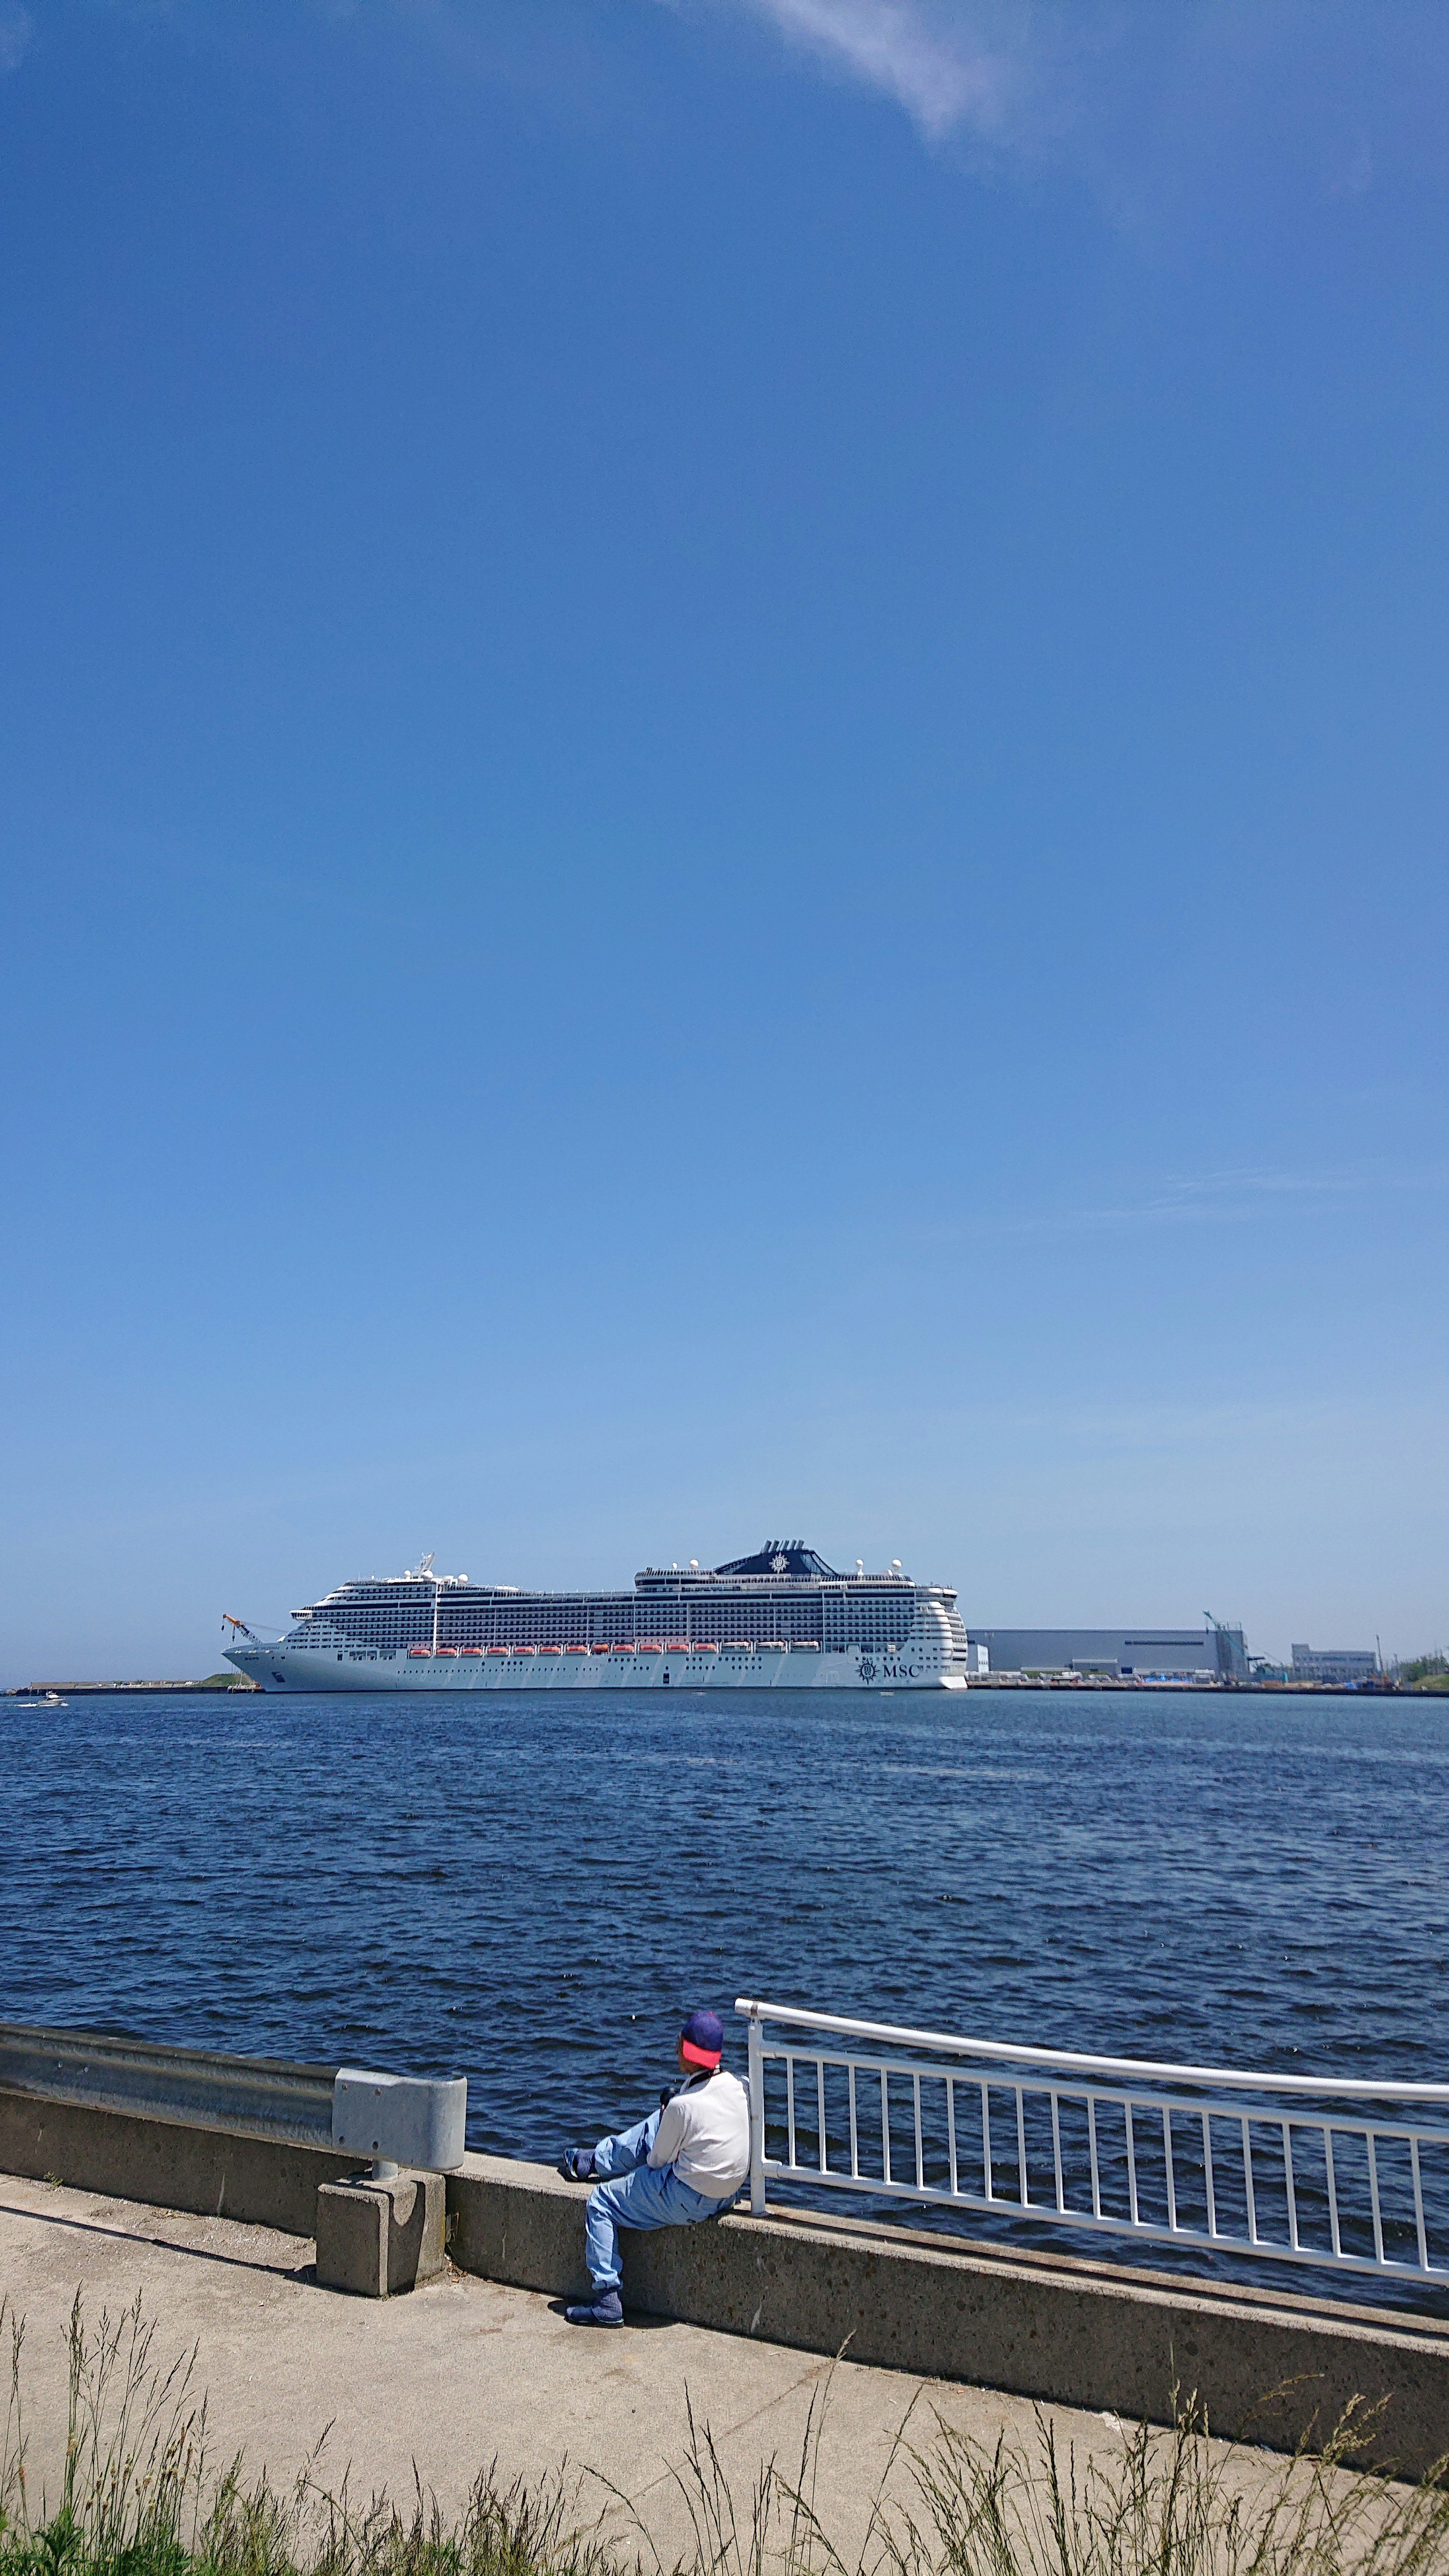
683,0,1449,213
1056,1163,1449,1235
927,1162,1449,1246
1144,1161,1447,1210
734,0,1037,142
0,3,32,74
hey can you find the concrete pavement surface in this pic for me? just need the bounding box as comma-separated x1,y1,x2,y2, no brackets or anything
0,2172,1336,2566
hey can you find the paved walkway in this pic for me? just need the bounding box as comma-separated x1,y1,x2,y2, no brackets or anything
0,2173,1295,2567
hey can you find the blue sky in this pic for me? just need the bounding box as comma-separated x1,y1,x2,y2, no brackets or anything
2,0,1445,1678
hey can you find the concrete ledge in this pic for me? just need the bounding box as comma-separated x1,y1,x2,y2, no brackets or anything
448,2154,1449,2478
0,2088,355,2236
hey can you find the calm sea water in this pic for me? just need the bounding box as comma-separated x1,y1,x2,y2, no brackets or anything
5,1686,1446,2301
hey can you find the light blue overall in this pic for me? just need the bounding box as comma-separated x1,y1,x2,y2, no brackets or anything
585,2107,736,2291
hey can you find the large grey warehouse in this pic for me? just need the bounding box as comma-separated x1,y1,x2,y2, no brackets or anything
966,1625,1249,1681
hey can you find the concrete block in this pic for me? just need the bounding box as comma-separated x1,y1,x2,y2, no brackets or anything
317,2169,446,2298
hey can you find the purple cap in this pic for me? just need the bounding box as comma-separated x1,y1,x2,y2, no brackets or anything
679,2009,724,2068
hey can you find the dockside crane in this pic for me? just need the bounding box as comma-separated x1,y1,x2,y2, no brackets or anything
1203,1610,1241,1686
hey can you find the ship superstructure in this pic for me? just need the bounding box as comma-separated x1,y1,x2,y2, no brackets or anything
223,1542,971,1692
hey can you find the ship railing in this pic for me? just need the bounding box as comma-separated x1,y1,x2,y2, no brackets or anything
735,1998,1449,2288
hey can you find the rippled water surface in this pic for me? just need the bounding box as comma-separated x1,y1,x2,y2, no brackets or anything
5,1685,1447,2296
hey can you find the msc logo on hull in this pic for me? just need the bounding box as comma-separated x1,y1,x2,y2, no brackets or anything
858,1656,919,1684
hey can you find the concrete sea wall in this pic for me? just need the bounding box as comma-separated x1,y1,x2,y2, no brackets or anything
3,2089,1446,2477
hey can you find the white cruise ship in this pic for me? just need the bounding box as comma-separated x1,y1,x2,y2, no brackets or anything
223,1542,971,1692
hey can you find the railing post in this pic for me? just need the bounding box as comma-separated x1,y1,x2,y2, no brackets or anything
747,2008,766,2215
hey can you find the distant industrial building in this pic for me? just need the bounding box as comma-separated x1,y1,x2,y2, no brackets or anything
1291,1643,1378,1687
968,1625,1248,1681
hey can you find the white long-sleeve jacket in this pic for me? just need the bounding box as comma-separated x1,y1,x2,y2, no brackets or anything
648,2068,751,2196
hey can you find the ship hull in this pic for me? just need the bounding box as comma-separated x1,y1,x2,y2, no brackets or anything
225,1643,967,1693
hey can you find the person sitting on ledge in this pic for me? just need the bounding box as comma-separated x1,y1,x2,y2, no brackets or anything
559,2008,751,2327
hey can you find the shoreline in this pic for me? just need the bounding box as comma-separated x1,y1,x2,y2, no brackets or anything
3,1675,1440,1699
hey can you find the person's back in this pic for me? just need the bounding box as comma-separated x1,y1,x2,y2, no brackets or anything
649,2064,750,2197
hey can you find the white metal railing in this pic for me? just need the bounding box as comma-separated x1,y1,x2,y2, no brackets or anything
735,1999,1449,2286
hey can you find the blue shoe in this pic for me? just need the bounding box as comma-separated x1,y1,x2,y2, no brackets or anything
565,2287,623,2327
559,2145,595,2181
